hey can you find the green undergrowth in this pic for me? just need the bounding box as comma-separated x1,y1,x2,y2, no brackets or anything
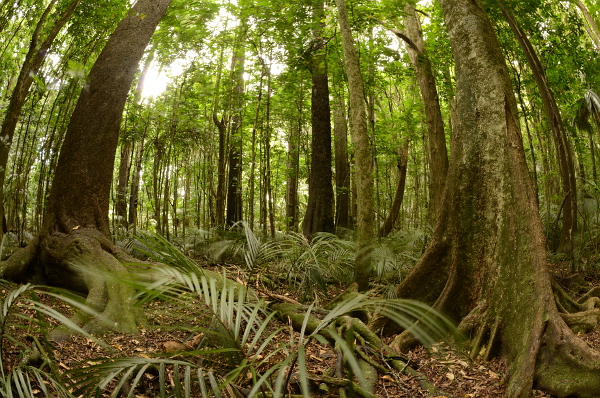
0,227,454,397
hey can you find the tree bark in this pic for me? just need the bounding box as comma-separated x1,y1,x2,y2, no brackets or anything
333,94,350,229
335,0,374,291
390,0,600,396
302,0,335,240
226,28,245,227
1,0,172,336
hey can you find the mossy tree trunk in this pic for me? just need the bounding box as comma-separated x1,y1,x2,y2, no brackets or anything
1,0,172,335
392,0,600,396
335,0,374,291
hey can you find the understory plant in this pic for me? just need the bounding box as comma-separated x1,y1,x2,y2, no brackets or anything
0,232,455,397
0,282,105,397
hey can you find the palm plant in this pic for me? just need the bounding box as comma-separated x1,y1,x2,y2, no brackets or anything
0,282,105,397
0,232,456,397
60,233,454,397
205,223,356,300
64,267,453,397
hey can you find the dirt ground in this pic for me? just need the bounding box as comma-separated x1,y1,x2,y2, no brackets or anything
2,259,599,397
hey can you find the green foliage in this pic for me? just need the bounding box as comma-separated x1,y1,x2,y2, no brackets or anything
0,282,104,397
207,224,356,300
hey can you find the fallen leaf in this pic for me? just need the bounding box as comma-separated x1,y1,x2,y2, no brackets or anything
162,341,181,353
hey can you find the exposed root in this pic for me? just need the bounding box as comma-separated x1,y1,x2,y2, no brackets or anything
552,278,600,334
560,309,600,334
0,237,40,281
272,302,448,396
534,318,600,397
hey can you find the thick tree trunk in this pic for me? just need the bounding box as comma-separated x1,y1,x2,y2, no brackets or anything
1,0,172,336
302,0,335,239
390,0,600,396
336,0,374,291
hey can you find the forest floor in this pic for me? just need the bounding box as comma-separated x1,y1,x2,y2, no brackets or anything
1,258,599,397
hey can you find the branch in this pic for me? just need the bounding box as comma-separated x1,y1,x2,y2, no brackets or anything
367,16,420,53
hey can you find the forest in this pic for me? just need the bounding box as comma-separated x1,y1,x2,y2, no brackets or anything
0,0,600,396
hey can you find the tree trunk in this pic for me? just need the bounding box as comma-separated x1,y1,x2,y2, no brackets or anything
302,0,335,239
379,138,409,238
336,0,373,291
226,29,245,227
115,141,132,230
286,91,303,233
212,44,227,229
248,63,265,230
129,123,148,234
401,5,448,221
333,94,350,229
498,1,578,255
390,0,600,396
1,0,172,336
572,0,600,49
264,64,275,238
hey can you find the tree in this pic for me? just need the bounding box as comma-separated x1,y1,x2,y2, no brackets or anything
333,93,350,229
401,4,448,221
335,0,374,291
0,0,172,335
302,0,335,240
390,0,600,396
226,26,246,227
379,137,409,237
